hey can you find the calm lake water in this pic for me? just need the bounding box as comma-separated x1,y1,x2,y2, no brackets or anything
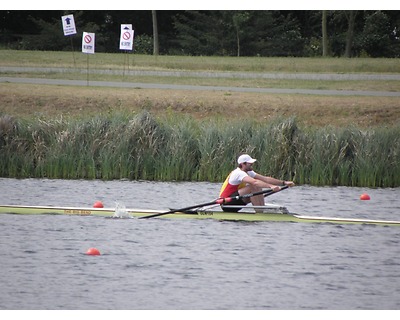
1,178,400,310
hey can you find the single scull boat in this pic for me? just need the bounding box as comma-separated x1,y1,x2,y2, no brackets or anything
1,204,400,226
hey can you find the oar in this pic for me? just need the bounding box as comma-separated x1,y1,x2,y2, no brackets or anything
139,185,288,219
230,184,288,200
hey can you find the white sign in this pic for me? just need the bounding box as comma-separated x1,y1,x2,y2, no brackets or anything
82,32,95,54
61,14,77,36
119,24,134,51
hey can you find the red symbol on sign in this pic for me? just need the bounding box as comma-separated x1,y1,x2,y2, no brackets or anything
84,35,92,43
122,32,131,40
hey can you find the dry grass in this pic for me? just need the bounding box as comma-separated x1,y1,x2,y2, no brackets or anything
1,51,399,129
1,83,399,128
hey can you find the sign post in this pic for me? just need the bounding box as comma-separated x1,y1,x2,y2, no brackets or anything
61,14,77,67
119,24,134,77
82,32,95,86
82,32,95,54
61,14,77,36
119,24,134,51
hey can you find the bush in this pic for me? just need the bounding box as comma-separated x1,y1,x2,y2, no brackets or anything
134,34,153,54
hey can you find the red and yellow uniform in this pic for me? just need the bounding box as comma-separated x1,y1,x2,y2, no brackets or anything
219,167,257,198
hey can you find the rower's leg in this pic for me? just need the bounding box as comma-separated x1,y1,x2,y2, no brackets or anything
239,185,264,212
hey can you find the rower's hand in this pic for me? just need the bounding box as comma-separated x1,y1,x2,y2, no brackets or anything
271,185,281,192
283,181,295,187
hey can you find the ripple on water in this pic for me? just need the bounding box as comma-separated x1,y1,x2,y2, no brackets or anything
1,179,400,309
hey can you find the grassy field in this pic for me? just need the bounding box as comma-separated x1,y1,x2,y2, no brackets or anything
1,50,400,128
0,50,400,74
2,50,400,73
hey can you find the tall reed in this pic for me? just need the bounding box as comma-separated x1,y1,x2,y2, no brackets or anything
0,113,399,187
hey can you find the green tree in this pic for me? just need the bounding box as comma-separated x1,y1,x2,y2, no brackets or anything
359,11,392,57
344,11,358,58
322,10,329,56
152,10,159,55
232,11,250,57
2,10,400,57
247,11,304,56
19,16,67,51
173,11,231,56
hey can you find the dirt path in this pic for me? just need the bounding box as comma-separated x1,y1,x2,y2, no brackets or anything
1,76,399,97
1,66,400,81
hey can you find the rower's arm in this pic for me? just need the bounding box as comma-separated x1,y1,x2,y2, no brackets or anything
242,175,279,190
254,174,295,187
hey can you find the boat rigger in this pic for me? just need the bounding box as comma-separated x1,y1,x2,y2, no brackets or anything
1,204,400,226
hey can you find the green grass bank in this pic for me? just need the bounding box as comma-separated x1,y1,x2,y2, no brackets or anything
1,112,399,187
2,50,400,73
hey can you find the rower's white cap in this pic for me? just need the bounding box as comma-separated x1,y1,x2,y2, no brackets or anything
238,154,257,164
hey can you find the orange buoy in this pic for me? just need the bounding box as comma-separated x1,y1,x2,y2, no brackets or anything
86,248,101,256
360,193,371,200
93,201,104,208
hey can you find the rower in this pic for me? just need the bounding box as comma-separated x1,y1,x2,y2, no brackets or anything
219,154,295,212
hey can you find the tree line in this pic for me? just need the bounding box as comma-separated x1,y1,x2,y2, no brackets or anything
1,10,399,57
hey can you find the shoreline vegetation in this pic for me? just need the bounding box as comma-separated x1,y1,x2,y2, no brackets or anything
1,50,400,187
0,112,399,187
